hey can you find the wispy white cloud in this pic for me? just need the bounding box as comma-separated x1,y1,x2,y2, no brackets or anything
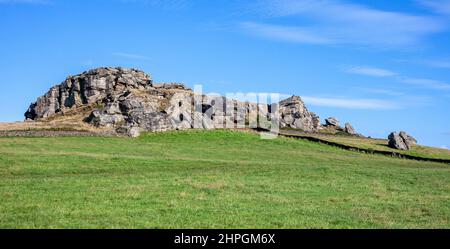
240,22,331,44
395,58,450,69
82,60,95,67
343,64,450,90
356,87,405,97
0,0,48,4
113,52,151,60
419,0,450,15
399,77,450,90
424,60,450,69
301,96,401,110
244,0,445,47
424,59,450,69
344,66,397,77
120,0,188,10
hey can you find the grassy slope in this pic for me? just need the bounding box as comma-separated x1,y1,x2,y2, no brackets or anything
0,130,449,228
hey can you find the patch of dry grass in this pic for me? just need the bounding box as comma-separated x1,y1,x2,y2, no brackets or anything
0,104,112,133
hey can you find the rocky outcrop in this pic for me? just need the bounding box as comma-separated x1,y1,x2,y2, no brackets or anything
344,123,357,135
325,117,340,127
25,67,322,135
279,96,320,132
388,131,417,150
25,67,152,120
388,132,408,150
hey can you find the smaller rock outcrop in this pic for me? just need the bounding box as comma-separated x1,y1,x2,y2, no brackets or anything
325,117,340,127
388,131,417,150
279,96,321,132
388,132,408,150
344,123,357,135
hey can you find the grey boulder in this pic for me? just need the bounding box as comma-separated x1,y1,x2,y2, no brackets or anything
325,117,340,127
400,131,417,146
344,123,357,135
388,131,417,150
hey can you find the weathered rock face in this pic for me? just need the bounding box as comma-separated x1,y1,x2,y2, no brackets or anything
25,67,153,120
344,123,357,135
399,131,417,146
279,96,320,132
388,132,408,150
325,117,340,127
25,67,322,135
388,131,417,150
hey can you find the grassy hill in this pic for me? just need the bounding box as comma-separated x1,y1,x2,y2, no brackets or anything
0,130,449,228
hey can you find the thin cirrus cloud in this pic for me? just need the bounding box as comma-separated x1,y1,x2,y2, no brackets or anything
418,0,450,15
344,65,450,90
0,0,48,3
301,96,401,110
120,0,188,10
424,59,450,69
399,77,450,90
344,66,397,77
395,58,450,69
355,87,405,97
240,22,331,44
242,0,445,47
113,52,151,60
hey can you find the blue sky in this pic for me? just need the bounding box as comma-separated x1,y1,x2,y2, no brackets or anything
0,0,449,148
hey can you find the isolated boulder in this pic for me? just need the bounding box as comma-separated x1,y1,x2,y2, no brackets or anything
344,123,357,135
325,117,340,127
388,132,409,150
388,131,417,150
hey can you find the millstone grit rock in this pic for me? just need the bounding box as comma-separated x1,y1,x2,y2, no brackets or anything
388,131,417,150
127,127,141,138
279,96,320,132
25,67,323,136
399,131,417,146
25,67,153,120
344,123,357,135
325,117,340,127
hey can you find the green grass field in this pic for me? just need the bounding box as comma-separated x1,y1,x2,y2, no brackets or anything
0,130,449,228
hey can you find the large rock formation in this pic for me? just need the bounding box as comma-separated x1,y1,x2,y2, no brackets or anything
388,131,417,150
25,67,321,135
25,67,152,120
